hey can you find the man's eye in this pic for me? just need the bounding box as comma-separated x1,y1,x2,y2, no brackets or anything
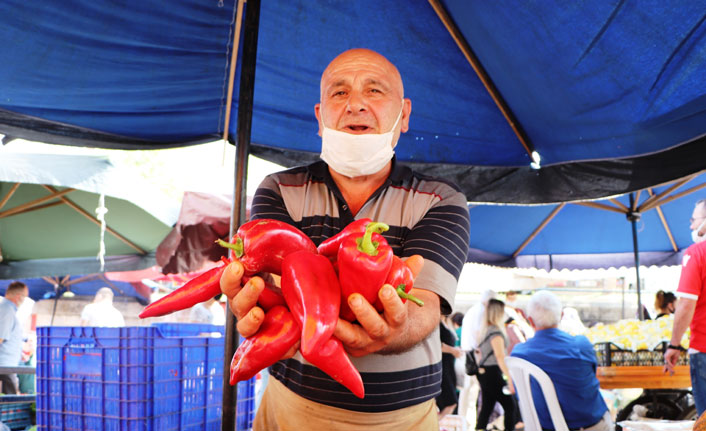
333,91,347,97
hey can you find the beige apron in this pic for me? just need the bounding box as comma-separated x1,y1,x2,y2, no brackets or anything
253,378,440,431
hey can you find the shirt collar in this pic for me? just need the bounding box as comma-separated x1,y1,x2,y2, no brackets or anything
2,298,18,312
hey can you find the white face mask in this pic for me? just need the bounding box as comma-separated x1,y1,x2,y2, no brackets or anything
320,102,403,178
692,218,706,243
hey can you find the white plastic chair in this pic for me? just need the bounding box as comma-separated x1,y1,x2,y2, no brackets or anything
505,356,569,431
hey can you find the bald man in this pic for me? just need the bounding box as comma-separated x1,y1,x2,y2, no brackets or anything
221,49,470,430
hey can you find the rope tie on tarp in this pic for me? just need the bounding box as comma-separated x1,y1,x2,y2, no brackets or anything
96,194,108,271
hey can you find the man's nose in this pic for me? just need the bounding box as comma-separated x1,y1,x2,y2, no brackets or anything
346,91,367,112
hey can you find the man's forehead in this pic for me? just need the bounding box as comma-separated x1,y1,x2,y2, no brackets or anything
320,50,403,94
696,202,706,215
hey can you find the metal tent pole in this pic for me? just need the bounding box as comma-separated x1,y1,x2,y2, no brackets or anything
222,0,261,429
628,193,644,320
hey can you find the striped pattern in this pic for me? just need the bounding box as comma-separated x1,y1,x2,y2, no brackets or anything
251,159,470,412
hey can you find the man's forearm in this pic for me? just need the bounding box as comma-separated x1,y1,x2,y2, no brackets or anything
379,289,440,355
670,298,697,346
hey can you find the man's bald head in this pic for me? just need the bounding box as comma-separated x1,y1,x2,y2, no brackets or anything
320,49,404,100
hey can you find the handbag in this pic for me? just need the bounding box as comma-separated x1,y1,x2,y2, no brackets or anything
464,331,502,376
465,349,480,375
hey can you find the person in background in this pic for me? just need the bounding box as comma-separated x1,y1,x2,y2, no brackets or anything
80,287,125,327
654,290,677,319
665,198,706,416
17,333,36,394
511,290,611,431
459,289,497,427
189,294,223,324
475,299,516,431
504,290,526,319
558,306,587,336
437,315,463,420
451,312,464,346
450,311,466,413
0,281,28,394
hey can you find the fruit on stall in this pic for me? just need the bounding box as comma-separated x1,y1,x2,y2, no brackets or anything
584,316,690,351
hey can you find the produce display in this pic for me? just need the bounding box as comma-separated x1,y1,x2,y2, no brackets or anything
584,316,690,351
139,218,424,399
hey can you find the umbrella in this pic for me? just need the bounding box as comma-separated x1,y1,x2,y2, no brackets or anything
0,274,150,303
1,1,706,203
467,171,706,318
0,153,178,279
3,1,706,426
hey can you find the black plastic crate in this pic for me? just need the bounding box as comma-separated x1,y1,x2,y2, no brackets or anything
593,341,689,367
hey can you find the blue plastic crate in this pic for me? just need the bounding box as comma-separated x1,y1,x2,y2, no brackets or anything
0,402,33,430
36,324,256,431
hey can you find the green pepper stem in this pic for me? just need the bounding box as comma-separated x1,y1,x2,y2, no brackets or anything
216,238,244,258
396,284,424,307
357,222,389,256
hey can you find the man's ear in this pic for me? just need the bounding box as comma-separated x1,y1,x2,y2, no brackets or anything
400,98,412,133
527,316,537,330
314,103,323,137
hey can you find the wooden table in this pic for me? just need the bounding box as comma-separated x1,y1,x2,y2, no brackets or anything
597,365,691,389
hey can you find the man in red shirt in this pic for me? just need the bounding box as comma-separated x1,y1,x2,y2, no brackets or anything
665,198,706,415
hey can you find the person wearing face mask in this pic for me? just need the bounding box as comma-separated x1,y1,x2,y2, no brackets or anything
664,197,706,416
219,48,470,431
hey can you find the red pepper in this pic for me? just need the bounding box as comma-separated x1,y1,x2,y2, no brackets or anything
373,255,424,312
217,219,317,276
302,336,365,399
337,222,393,322
139,263,227,318
139,261,288,318
229,305,300,384
316,218,372,257
280,250,340,358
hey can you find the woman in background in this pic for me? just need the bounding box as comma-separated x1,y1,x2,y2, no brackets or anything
475,299,517,431
654,290,677,319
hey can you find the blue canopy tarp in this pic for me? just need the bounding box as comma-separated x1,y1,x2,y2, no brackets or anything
1,1,705,203
468,171,706,270
0,274,149,304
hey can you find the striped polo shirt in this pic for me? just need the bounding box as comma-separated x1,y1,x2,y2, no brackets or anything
251,158,470,412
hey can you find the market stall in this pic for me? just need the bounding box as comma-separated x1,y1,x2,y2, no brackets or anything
586,319,697,423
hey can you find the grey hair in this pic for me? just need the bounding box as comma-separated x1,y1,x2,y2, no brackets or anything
527,290,562,329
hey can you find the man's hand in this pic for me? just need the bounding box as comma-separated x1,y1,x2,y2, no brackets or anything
220,260,265,337
333,255,436,357
663,348,680,375
220,260,300,358
334,286,439,357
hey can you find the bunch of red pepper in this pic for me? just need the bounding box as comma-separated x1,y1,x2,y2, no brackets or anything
139,218,423,399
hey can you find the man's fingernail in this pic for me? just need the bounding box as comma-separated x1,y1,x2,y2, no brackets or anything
350,295,362,308
229,261,242,275
381,286,394,299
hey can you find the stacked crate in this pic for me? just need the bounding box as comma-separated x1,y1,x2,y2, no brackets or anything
36,323,255,431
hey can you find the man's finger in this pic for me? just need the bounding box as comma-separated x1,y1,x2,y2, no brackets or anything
236,306,264,338
377,284,406,326
403,255,424,278
334,316,370,352
231,276,264,319
349,293,390,340
220,260,244,297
